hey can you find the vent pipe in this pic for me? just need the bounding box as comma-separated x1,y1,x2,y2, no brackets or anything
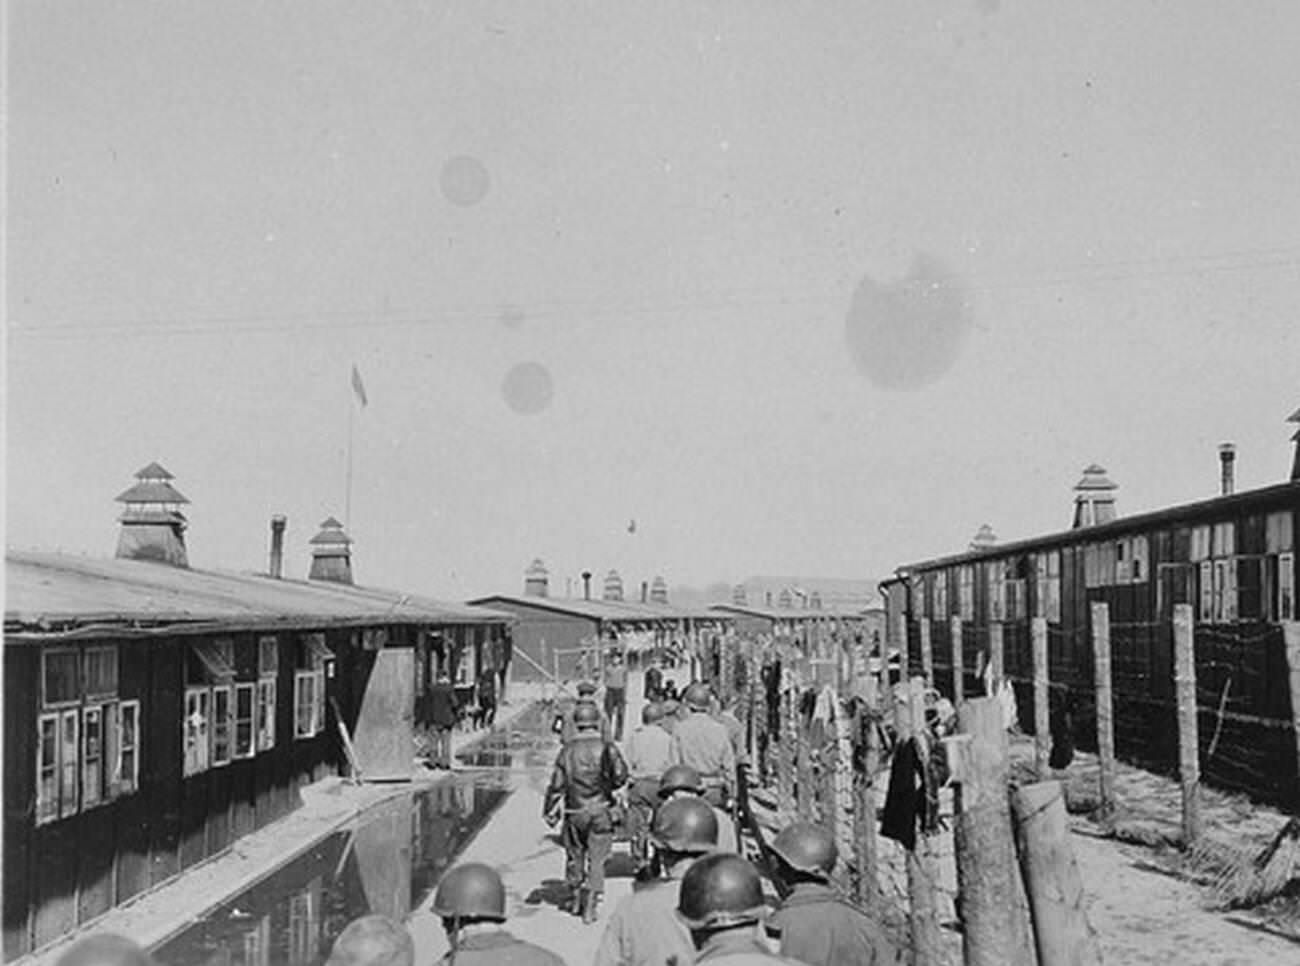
582,571,592,600
269,515,287,578
1218,443,1236,496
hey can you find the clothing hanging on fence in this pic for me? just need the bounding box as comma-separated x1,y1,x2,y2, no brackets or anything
998,680,1018,732
880,736,934,852
812,686,836,726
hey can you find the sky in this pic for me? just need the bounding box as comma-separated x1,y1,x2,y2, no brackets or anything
6,1,1300,601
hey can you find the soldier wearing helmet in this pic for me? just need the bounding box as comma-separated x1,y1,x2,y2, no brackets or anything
677,854,803,965
765,823,898,966
553,681,611,743
658,764,738,853
624,702,673,876
431,863,565,965
324,915,413,966
592,797,719,966
667,683,737,809
544,697,629,922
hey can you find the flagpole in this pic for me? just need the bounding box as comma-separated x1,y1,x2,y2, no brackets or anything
345,396,355,528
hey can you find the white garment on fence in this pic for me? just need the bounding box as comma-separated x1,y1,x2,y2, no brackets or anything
813,685,837,726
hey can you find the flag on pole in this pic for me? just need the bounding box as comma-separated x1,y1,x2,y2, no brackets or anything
350,364,368,408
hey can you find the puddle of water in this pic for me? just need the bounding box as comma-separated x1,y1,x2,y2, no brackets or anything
152,705,555,966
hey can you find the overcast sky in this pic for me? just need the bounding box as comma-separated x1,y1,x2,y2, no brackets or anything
7,1,1299,600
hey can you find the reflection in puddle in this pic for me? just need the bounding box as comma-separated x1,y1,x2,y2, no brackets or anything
153,705,554,966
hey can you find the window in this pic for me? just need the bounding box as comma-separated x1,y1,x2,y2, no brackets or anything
256,678,277,751
259,636,279,677
1213,522,1236,559
988,562,1005,621
235,683,255,758
59,710,80,818
191,640,236,684
1281,553,1295,622
82,706,104,808
117,701,140,794
212,685,233,766
1032,552,1061,621
83,646,119,699
933,573,948,619
1005,578,1026,620
184,687,211,776
1199,561,1215,621
957,566,974,621
1131,536,1149,582
1191,525,1212,562
43,649,81,707
295,670,323,739
1213,559,1237,623
911,578,927,620
37,714,59,824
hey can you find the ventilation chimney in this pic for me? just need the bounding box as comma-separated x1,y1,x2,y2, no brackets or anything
524,558,549,597
603,569,624,602
269,515,287,578
640,581,649,603
1071,464,1118,529
115,462,189,566
308,517,354,584
969,523,998,553
778,587,794,609
650,576,669,605
1288,407,1300,482
582,571,592,600
809,591,823,610
1218,443,1236,496
732,584,748,606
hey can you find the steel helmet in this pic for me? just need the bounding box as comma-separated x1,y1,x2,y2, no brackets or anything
658,764,705,798
573,702,602,729
55,935,155,966
324,915,414,966
642,702,666,725
652,797,719,853
661,699,681,717
577,681,598,696
770,822,837,878
431,862,506,921
677,853,767,930
683,682,713,711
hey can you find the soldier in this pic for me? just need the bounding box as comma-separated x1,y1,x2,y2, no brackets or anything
592,797,718,966
658,764,739,854
659,698,682,735
668,683,737,809
624,702,673,876
765,823,899,966
431,863,567,965
55,934,155,966
554,682,610,743
324,915,414,966
604,649,629,740
677,853,806,965
544,702,629,922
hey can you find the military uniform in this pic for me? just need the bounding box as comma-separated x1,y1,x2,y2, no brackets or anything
435,929,567,966
544,728,629,907
592,877,695,966
766,883,899,966
625,722,672,868
668,711,737,807
555,699,611,743
693,932,809,965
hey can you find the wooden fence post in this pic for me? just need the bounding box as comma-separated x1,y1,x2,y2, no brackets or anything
1173,603,1201,845
778,686,796,823
1285,622,1300,801
920,619,934,686
1090,602,1116,825
853,674,880,908
1032,617,1050,780
894,604,909,684
988,621,1004,693
1012,781,1103,966
946,696,1035,966
951,616,965,704
904,676,941,965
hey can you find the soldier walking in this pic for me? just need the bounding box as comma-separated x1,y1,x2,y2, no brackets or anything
543,702,629,922
623,702,673,876
668,683,737,809
677,853,807,965
592,797,719,966
658,764,739,854
431,863,567,965
765,823,899,966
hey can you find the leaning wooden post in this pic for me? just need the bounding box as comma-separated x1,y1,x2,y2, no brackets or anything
1032,617,1051,780
1091,602,1116,825
920,619,934,686
1012,781,1103,966
903,675,942,966
945,696,1035,966
951,615,965,704
1173,603,1201,845
988,621,1004,693
1285,622,1300,800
